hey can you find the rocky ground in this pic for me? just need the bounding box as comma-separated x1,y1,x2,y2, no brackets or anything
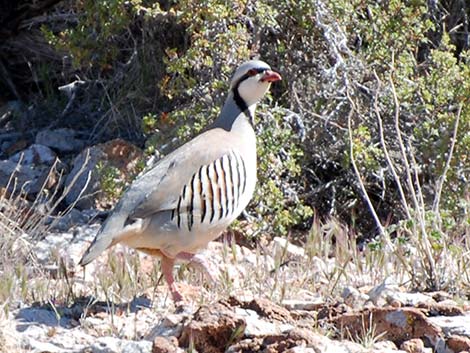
1,127,470,353
1,221,470,353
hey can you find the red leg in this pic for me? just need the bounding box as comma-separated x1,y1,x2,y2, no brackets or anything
160,255,183,303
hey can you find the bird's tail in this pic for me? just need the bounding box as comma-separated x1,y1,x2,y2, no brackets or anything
79,212,128,266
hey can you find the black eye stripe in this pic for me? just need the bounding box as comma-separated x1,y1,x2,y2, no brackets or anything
231,66,269,117
235,68,268,85
248,68,267,75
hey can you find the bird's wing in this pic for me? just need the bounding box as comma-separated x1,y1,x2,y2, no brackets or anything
79,127,240,266
121,127,238,221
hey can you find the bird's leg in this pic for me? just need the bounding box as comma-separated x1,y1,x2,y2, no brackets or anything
160,255,183,303
175,252,219,282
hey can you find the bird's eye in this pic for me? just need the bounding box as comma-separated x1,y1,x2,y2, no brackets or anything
247,69,259,76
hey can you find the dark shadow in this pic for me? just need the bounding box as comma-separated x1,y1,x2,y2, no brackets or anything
15,295,152,331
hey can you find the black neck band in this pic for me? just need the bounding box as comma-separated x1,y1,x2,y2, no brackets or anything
233,75,254,125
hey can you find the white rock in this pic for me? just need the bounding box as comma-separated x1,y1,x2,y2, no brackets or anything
241,247,260,266
49,208,91,231
162,314,184,327
282,299,325,311
305,333,358,353
436,299,459,307
342,286,360,299
368,278,436,307
64,145,104,209
0,319,20,351
36,231,79,263
428,315,470,336
49,329,94,350
21,337,68,353
0,159,43,194
272,237,306,259
234,308,293,337
367,278,400,305
74,223,101,242
45,232,74,246
386,291,435,306
434,337,448,353
90,336,152,353
286,347,316,353
372,340,402,352
16,323,48,340
82,317,113,336
309,256,330,273
36,128,85,153
341,286,369,308
145,314,184,340
10,144,56,165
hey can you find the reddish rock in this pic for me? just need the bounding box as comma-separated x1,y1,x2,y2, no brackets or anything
179,299,310,353
332,307,442,346
447,335,470,353
260,334,293,352
417,302,465,317
226,328,326,353
152,336,180,353
64,138,143,209
100,138,143,172
317,302,349,320
243,298,293,324
179,301,246,353
287,328,321,345
430,291,453,302
226,337,264,353
5,138,28,156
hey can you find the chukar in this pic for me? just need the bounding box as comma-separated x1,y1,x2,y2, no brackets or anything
79,60,281,302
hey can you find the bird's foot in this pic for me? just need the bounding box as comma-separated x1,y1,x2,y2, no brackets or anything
169,284,183,303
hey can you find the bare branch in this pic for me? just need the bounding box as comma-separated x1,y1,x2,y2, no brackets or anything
433,104,462,217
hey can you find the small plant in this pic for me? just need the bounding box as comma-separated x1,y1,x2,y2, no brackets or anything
96,162,125,202
226,324,246,350
348,312,387,349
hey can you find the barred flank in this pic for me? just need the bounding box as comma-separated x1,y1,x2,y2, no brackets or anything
172,151,247,231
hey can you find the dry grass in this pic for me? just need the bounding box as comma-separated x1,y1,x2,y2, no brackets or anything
1,191,469,314
0,203,468,346
0,151,94,311
0,109,469,343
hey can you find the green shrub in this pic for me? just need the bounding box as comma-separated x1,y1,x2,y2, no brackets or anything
152,0,313,237
37,0,470,278
42,0,134,70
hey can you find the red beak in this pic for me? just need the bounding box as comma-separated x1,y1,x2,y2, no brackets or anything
261,70,282,82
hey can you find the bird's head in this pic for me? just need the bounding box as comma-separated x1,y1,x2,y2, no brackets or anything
230,60,282,108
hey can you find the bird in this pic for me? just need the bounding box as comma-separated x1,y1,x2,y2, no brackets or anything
79,60,282,302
